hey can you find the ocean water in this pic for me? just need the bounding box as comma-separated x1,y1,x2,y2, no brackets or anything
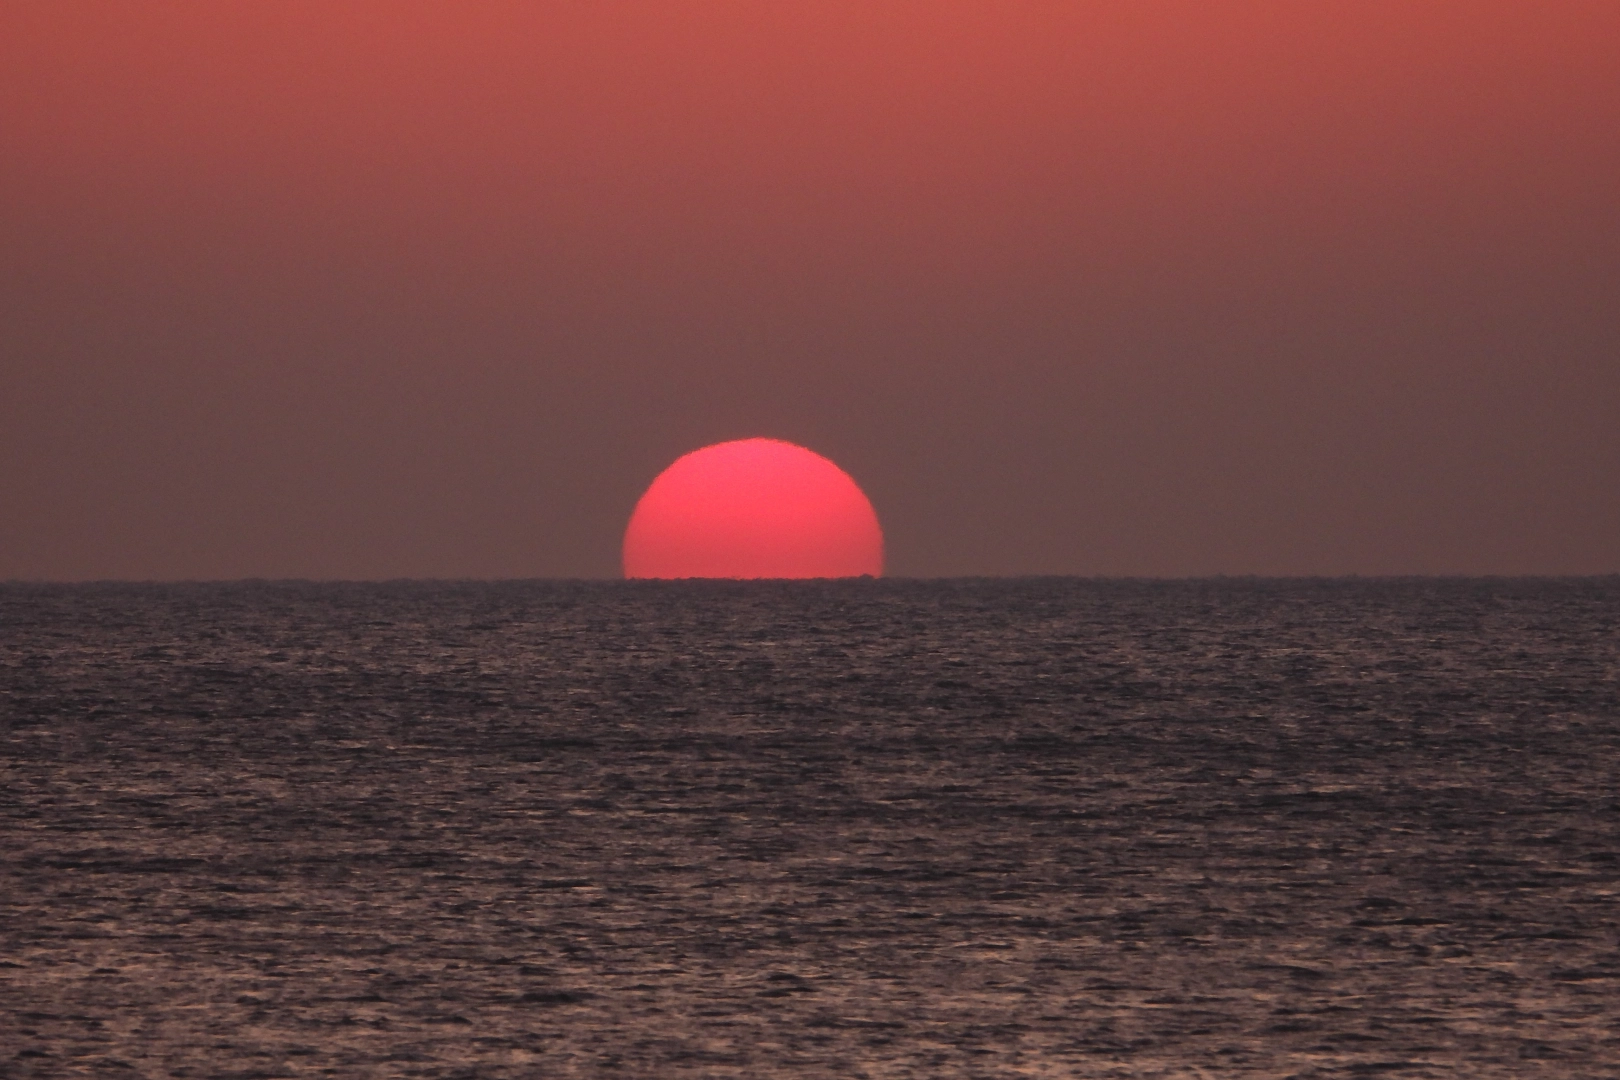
1,578,1617,1079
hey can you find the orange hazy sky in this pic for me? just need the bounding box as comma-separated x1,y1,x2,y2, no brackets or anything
3,1,1617,578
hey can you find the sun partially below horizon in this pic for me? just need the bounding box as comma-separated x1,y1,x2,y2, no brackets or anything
623,438,883,579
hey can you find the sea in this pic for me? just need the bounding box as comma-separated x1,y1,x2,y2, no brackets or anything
1,578,1617,1079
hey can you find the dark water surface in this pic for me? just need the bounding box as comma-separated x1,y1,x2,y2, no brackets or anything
2,579,1618,1078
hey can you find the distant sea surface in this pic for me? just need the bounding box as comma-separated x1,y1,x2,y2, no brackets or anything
2,578,1617,1079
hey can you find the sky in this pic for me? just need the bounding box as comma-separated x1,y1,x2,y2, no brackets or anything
3,1,1618,580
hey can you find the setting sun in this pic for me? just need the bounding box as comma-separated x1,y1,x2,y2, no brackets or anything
623,438,883,579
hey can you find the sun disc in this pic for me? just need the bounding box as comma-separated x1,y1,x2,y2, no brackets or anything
623,438,883,579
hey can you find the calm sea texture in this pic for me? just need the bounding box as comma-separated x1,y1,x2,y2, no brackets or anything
2,579,1618,1079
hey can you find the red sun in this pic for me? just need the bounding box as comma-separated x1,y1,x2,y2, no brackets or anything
623,438,884,579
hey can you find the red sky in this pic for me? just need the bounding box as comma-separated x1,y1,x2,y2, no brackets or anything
3,1,1617,578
